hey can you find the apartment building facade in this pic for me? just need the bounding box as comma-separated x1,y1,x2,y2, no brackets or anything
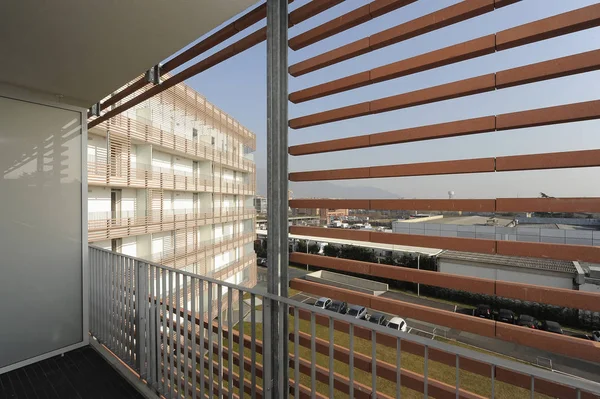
87,81,257,290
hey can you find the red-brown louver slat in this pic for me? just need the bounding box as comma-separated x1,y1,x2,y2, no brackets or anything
287,2,600,371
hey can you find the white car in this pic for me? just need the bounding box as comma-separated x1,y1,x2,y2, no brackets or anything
387,316,408,333
593,331,600,342
314,297,332,310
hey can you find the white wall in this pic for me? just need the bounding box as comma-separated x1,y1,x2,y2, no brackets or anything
88,186,110,214
173,191,193,212
580,283,600,293
121,188,137,215
121,236,137,257
87,133,107,163
214,249,234,271
137,144,152,167
92,240,111,250
0,94,85,370
137,235,151,258
173,155,193,175
198,225,212,242
439,260,574,290
152,150,172,171
152,231,173,255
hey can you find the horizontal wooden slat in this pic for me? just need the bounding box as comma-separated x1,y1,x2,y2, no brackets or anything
289,198,497,212
289,0,496,76
289,148,600,182
290,35,496,103
496,197,600,213
289,157,496,181
289,0,417,50
370,157,495,178
291,279,496,336
291,252,600,311
288,134,371,155
291,306,590,399
369,198,496,212
290,252,496,295
496,3,600,51
290,225,600,263
496,99,600,130
497,48,600,89
496,149,600,171
289,100,600,155
289,74,495,128
288,0,344,25
289,198,370,209
291,279,600,363
289,165,370,181
290,4,372,50
290,197,600,213
370,230,497,254
290,47,599,127
498,240,600,263
291,330,485,399
495,280,600,312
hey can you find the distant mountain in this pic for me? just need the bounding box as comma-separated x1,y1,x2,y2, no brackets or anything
290,181,399,199
255,167,400,199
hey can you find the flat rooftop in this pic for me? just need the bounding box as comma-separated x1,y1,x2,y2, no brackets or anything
439,250,577,274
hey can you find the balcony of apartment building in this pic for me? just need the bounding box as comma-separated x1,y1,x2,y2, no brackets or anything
88,207,257,241
3,1,600,399
89,112,256,175
87,157,256,196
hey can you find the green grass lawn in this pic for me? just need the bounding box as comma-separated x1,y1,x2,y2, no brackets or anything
206,316,551,399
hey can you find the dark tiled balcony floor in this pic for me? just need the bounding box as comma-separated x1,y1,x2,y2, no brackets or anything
0,346,144,399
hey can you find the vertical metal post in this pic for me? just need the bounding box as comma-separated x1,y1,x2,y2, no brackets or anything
135,260,146,374
417,254,421,297
265,0,289,398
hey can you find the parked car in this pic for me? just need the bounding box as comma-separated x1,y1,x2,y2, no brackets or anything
593,331,600,342
517,314,539,329
540,320,564,334
474,304,492,319
570,332,593,340
328,300,348,314
387,317,408,333
497,309,516,324
314,297,332,310
368,313,387,326
347,305,368,320
257,257,267,267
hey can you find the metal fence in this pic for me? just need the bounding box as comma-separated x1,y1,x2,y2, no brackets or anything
89,246,600,398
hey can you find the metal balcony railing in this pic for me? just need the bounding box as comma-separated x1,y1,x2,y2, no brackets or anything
88,208,256,231
87,160,256,195
92,113,256,173
147,231,256,265
88,247,600,399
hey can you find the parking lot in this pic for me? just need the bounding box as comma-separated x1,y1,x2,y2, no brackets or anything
255,265,600,382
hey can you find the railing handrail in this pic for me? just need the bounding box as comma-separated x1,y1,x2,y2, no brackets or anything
88,245,600,395
145,231,255,260
91,115,256,170
87,207,256,218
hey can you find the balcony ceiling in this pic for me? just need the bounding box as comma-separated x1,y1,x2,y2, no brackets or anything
0,0,257,108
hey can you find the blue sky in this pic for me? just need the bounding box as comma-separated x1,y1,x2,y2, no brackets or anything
172,0,600,199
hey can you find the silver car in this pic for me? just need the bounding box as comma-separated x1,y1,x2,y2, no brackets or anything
314,297,332,310
347,305,367,320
